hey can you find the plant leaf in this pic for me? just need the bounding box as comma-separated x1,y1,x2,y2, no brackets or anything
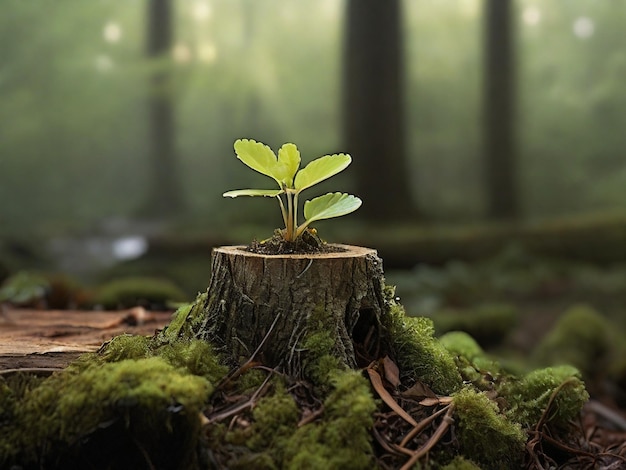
294,153,351,191
223,189,283,198
233,139,282,186
276,143,301,188
303,192,362,223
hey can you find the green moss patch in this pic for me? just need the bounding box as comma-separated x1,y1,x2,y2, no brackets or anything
499,365,589,429
284,371,376,469
453,387,526,469
211,369,377,470
0,321,228,469
1,357,216,469
382,296,463,395
533,304,614,380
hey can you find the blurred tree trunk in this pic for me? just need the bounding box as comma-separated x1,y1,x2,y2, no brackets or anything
142,0,184,217
343,0,414,221
483,0,519,219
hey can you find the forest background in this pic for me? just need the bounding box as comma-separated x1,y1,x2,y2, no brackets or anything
1,0,624,279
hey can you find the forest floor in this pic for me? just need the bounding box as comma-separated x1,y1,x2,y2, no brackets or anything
1,241,625,468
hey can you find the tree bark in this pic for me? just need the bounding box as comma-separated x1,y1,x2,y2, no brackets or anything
343,0,414,221
142,0,184,217
483,0,519,219
191,245,387,376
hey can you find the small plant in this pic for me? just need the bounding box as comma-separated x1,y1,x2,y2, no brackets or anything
224,139,361,242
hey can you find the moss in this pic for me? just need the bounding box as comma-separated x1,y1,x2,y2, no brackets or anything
441,456,483,470
0,311,227,468
1,357,214,468
234,368,268,394
301,307,343,385
500,365,589,429
99,333,152,362
439,331,501,385
0,378,18,460
97,328,228,384
382,297,463,394
245,383,300,459
453,387,526,469
533,304,612,380
218,369,376,470
92,276,187,309
158,293,209,341
440,331,484,362
283,370,377,469
153,339,228,382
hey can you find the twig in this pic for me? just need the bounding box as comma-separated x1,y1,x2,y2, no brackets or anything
296,259,314,278
206,371,274,424
217,311,282,389
400,404,452,448
399,405,455,470
297,406,325,427
372,425,405,457
534,377,579,431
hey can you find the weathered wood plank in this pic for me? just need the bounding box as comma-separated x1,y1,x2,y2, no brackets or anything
0,308,173,369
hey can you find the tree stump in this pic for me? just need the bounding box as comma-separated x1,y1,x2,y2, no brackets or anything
192,245,388,376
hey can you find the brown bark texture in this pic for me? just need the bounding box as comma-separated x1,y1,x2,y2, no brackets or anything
192,245,387,376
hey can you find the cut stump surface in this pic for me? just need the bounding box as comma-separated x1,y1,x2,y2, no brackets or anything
191,245,387,375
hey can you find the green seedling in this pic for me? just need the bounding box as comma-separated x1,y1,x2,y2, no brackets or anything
223,139,362,242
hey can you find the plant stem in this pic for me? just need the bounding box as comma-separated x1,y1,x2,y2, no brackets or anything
286,191,294,241
276,195,289,233
293,192,300,240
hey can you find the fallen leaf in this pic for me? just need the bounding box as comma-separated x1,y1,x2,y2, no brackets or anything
401,381,438,400
382,355,401,388
367,366,418,427
418,396,454,406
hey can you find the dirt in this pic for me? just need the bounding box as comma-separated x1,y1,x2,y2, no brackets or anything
246,228,347,255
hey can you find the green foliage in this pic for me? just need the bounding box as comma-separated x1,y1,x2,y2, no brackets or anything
224,139,361,242
382,293,463,394
452,387,526,469
93,276,188,309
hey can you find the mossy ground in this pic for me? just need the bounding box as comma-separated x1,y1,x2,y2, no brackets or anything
1,287,595,469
